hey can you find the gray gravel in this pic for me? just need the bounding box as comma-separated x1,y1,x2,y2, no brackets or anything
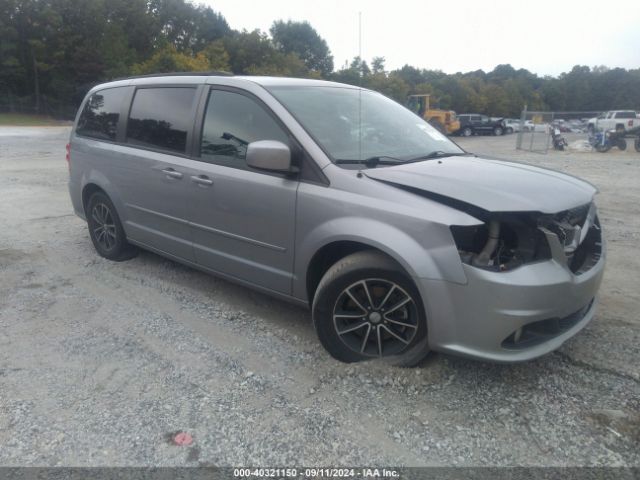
0,126,638,466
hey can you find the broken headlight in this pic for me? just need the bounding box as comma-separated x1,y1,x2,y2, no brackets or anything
450,214,551,272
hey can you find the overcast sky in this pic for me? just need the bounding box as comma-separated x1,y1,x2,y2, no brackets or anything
203,0,640,77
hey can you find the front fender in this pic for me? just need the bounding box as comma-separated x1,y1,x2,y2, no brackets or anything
293,216,468,301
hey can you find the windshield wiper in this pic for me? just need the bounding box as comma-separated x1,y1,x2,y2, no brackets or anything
405,151,473,163
336,152,474,168
335,156,405,168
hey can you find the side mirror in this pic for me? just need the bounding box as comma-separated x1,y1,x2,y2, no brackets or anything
246,140,292,172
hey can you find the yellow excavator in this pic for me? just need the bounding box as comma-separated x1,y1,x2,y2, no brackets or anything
407,94,460,135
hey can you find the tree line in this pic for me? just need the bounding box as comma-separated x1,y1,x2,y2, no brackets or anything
1,0,639,118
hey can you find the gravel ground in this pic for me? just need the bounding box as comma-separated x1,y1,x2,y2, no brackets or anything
0,126,638,467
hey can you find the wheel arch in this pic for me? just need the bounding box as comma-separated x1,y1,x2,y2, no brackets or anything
305,241,401,305
81,183,106,214
79,172,128,226
298,220,458,306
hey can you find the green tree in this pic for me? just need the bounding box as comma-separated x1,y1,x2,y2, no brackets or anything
147,0,229,52
131,43,210,74
366,72,409,103
270,20,333,76
223,30,309,77
200,39,231,72
371,56,385,74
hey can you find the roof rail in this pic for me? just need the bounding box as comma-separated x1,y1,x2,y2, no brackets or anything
121,71,234,80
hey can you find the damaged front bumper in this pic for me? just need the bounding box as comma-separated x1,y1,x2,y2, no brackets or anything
419,205,605,362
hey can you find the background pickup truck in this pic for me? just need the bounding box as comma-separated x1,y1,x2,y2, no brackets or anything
588,111,639,134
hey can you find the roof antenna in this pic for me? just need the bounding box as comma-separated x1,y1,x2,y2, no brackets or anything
358,11,362,161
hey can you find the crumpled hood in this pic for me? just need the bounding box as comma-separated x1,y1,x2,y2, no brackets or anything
363,156,597,214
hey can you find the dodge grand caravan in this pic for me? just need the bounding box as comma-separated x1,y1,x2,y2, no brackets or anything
68,74,605,365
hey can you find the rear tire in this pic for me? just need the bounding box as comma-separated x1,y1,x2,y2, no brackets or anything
493,126,504,136
312,251,429,366
635,137,640,153
617,138,627,151
462,127,473,137
506,127,514,134
86,191,138,261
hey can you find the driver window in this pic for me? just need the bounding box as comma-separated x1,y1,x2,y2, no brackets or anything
200,89,289,169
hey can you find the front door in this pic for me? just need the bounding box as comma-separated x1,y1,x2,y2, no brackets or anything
184,88,298,294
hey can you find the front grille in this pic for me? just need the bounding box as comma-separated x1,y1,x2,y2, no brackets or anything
501,299,594,350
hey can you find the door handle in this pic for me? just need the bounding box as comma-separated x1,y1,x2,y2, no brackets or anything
191,175,214,186
161,168,183,179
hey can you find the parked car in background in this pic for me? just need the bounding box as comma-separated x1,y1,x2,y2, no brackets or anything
504,119,521,134
456,114,506,136
568,120,587,133
522,120,548,132
587,111,639,134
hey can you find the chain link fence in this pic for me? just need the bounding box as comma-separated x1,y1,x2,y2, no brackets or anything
515,108,601,153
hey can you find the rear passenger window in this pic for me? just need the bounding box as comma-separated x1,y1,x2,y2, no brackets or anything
126,87,197,154
76,88,125,141
200,89,289,169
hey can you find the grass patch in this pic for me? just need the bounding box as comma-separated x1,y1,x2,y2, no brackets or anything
0,113,70,126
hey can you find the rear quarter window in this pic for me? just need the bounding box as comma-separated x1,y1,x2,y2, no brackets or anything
76,87,126,141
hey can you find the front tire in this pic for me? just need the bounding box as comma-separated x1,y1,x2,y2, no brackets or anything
312,251,429,366
617,138,627,151
635,137,640,152
506,127,514,134
461,127,473,137
86,191,138,261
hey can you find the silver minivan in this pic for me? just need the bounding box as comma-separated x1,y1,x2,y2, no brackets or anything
68,74,605,365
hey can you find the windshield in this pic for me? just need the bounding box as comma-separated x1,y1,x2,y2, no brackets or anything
268,86,464,165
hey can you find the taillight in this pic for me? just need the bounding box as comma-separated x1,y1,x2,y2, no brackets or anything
629,120,633,127
65,143,70,172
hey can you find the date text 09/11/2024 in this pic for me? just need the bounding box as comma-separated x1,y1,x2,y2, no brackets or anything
233,468,400,478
